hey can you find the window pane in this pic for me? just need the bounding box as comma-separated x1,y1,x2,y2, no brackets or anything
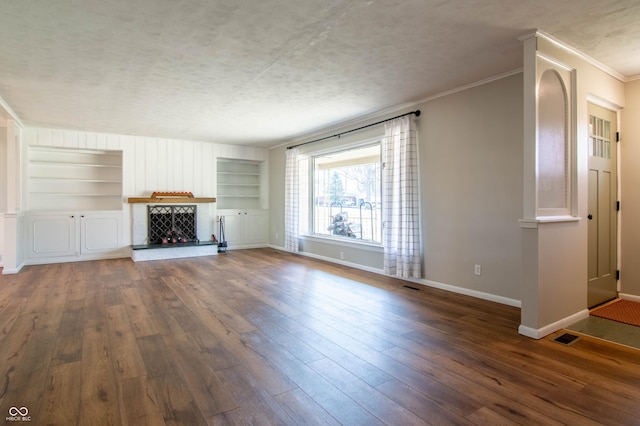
313,144,381,243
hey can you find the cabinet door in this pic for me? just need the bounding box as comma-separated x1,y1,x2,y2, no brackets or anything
216,209,267,249
27,214,77,258
218,212,241,248
245,210,267,245
80,213,123,254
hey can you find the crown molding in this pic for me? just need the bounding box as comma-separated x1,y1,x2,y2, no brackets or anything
0,95,24,128
272,28,633,151
271,68,523,150
416,68,523,105
531,30,627,82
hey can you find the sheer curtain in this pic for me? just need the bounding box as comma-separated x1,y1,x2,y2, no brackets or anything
284,148,300,252
383,116,421,278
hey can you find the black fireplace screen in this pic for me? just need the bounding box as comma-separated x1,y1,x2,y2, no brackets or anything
148,205,197,244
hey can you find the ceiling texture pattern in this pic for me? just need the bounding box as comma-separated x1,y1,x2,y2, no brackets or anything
1,0,639,147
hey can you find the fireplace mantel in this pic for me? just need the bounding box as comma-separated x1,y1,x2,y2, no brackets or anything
127,191,216,204
127,196,216,204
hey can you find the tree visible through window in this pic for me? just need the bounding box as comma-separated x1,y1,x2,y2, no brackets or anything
313,144,381,243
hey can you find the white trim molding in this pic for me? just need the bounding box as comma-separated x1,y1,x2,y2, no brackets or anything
0,95,24,128
413,277,521,308
518,309,589,339
273,68,523,151
619,293,640,303
529,30,627,82
277,245,522,308
1,265,24,275
519,216,581,228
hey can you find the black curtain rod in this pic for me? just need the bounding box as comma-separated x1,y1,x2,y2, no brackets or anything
286,110,420,150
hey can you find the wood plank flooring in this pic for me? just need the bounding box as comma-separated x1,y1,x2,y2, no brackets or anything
1,248,639,425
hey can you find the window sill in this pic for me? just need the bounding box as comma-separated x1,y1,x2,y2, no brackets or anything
519,216,581,228
300,234,383,252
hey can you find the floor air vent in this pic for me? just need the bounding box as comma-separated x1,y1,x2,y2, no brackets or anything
403,285,420,291
553,333,580,345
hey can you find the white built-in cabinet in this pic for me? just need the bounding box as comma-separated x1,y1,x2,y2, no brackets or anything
25,146,126,264
218,210,267,249
25,211,125,261
216,158,267,248
28,146,123,211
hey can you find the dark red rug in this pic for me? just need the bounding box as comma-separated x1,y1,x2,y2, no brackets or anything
591,300,640,327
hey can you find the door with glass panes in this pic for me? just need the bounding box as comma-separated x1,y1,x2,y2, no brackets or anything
587,103,618,308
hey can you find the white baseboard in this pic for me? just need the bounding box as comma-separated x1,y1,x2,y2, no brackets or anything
294,250,385,275
276,245,522,308
518,309,589,339
413,277,521,308
1,263,24,275
619,293,640,303
24,250,130,267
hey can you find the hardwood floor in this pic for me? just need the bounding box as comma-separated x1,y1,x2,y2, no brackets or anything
1,249,639,425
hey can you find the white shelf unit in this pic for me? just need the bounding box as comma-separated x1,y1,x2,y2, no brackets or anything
28,147,123,211
217,159,262,209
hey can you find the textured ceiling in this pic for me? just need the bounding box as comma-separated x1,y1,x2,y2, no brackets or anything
1,0,639,147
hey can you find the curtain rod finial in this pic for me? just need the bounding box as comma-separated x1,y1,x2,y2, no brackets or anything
414,110,421,117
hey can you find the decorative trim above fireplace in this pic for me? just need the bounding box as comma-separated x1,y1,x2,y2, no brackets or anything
127,191,216,204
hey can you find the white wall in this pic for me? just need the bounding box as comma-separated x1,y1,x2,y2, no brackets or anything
0,127,6,265
0,127,6,213
270,72,524,305
21,128,268,246
519,34,625,338
620,79,640,299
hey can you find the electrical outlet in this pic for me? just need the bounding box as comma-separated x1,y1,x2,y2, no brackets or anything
340,251,344,260
275,232,279,240
474,264,482,276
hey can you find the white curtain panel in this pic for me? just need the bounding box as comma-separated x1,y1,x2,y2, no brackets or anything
383,116,422,278
284,147,300,252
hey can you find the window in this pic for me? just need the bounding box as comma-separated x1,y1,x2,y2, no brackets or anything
311,144,382,243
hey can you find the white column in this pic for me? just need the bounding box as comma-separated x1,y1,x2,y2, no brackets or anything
3,120,25,274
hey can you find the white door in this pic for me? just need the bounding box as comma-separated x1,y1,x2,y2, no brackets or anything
587,103,618,308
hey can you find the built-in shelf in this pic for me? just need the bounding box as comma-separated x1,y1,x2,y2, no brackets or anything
31,177,121,183
217,158,263,209
31,161,121,167
28,147,123,211
32,193,122,197
218,183,259,186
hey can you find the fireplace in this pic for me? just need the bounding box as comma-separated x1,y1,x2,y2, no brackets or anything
147,205,198,244
127,192,217,261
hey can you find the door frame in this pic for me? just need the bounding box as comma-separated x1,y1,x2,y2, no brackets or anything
586,98,621,308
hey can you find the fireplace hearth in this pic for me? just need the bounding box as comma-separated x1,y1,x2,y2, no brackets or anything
148,205,197,245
